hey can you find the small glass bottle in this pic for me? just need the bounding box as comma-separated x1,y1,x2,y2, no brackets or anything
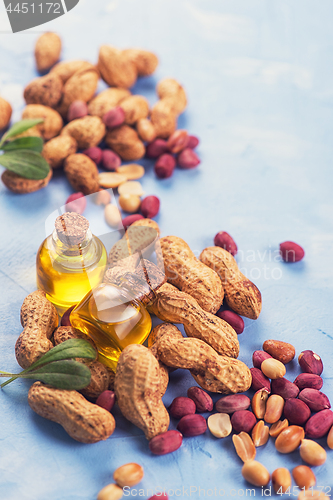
70,273,153,371
36,212,107,313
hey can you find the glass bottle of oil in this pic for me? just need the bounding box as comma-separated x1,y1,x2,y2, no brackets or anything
70,273,153,371
36,212,107,314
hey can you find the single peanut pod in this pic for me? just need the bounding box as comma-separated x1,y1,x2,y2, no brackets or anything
15,290,58,369
251,389,269,419
28,382,115,443
232,432,256,462
162,237,223,314
261,358,286,379
149,283,240,359
113,463,144,488
264,394,284,424
200,246,262,319
252,420,269,447
300,439,326,466
97,483,123,500
114,345,170,440
207,413,232,438
292,465,316,490
241,460,270,487
155,325,251,394
269,419,289,438
275,426,305,453
272,468,292,494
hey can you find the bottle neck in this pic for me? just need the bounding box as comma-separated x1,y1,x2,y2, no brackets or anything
51,228,93,257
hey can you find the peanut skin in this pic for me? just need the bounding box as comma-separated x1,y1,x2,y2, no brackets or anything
200,246,262,319
114,344,170,439
154,324,251,394
28,382,115,443
160,236,223,314
148,283,239,358
15,290,58,369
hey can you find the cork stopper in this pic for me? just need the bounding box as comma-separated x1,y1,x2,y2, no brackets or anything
55,212,89,246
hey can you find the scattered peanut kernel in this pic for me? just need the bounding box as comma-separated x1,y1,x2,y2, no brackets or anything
207,413,232,438
251,420,269,447
275,426,305,453
298,491,329,500
241,460,270,487
95,189,111,206
98,172,127,189
116,164,145,180
104,204,122,228
264,394,284,424
300,439,326,466
251,389,269,419
118,194,141,213
118,180,144,197
261,358,286,379
269,419,289,438
113,463,144,488
292,465,316,490
97,483,123,500
232,432,256,463
272,468,292,494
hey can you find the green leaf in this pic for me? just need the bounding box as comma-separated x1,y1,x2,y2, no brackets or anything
1,119,44,143
21,360,92,390
0,150,50,180
28,339,97,371
2,137,44,153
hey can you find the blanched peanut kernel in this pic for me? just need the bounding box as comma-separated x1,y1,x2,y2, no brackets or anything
292,465,316,490
99,172,127,189
252,420,269,447
264,395,284,424
275,426,304,453
95,189,111,206
113,462,144,488
272,468,292,493
97,483,123,500
118,180,144,197
251,389,269,419
207,413,232,438
241,460,270,487
269,419,289,438
232,432,256,462
116,164,145,180
261,358,286,379
118,194,141,213
104,204,122,228
300,439,326,466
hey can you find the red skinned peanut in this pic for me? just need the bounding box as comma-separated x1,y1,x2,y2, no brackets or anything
252,350,272,369
177,414,207,437
177,148,200,169
65,193,86,214
294,373,323,391
167,130,189,154
101,149,122,171
148,495,168,500
103,106,125,128
61,305,75,326
187,135,199,149
67,100,88,121
122,214,144,229
217,310,244,334
169,397,196,419
95,390,116,412
146,139,169,158
140,196,160,218
154,154,176,179
298,350,323,375
214,231,238,256
279,241,305,262
187,387,213,413
231,410,257,434
82,147,102,165
149,430,183,455
250,367,271,393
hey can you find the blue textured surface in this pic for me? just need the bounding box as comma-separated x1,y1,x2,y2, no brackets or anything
1,0,333,498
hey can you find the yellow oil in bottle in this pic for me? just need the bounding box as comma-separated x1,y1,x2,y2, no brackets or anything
70,281,152,371
36,213,107,314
